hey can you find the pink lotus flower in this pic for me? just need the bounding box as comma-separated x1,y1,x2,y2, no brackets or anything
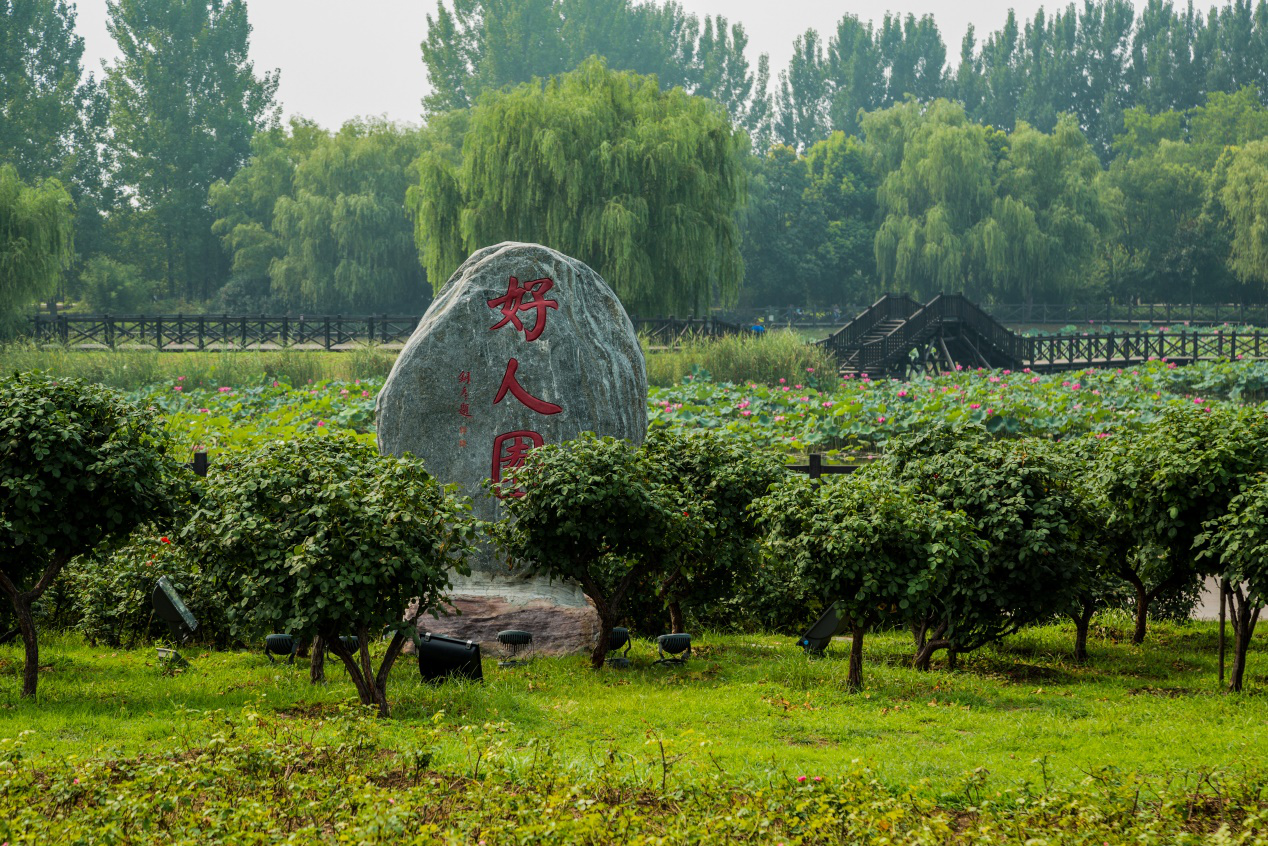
316,420,325,427
361,391,370,397
1096,432,1110,439
797,776,807,783
774,415,785,422
1030,376,1041,384
176,376,185,381
821,401,833,407
806,367,815,373
199,408,210,414
272,380,280,387
740,410,752,417
970,403,981,410
779,378,786,384
172,386,182,392
898,390,908,397
877,415,886,423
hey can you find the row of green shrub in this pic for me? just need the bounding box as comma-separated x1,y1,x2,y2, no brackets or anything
6,370,1268,717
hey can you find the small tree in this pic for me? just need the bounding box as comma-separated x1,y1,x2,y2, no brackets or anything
0,373,178,697
882,427,1083,668
1100,405,1268,643
492,434,691,669
1196,473,1268,692
756,471,982,690
642,429,785,633
1052,435,1132,663
184,437,475,717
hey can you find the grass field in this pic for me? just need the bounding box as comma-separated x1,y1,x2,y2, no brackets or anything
3,617,1262,792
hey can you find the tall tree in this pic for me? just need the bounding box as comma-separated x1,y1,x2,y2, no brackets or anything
269,120,429,312
410,58,747,315
774,29,829,150
421,1,762,127
105,0,278,300
0,165,73,330
0,0,111,299
1221,139,1268,293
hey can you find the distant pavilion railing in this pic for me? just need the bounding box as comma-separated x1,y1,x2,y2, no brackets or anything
26,313,750,351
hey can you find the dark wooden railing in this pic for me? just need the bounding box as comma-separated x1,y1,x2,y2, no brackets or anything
26,313,751,351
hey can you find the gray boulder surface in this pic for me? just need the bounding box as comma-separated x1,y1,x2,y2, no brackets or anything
377,242,648,654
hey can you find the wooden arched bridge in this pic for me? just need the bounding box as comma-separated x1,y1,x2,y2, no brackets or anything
819,294,1268,378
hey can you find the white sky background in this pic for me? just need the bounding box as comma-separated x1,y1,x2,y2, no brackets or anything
73,0,1153,130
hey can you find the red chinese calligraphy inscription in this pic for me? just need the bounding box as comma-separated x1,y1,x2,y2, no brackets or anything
487,276,558,342
493,358,562,415
492,430,545,496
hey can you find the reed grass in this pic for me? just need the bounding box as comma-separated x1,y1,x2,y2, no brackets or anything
2,331,836,390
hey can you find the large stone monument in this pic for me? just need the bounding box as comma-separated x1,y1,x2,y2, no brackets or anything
376,242,648,653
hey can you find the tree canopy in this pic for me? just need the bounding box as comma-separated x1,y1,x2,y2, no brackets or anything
410,58,748,315
0,165,74,327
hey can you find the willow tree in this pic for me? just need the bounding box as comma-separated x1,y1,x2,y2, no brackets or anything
867,100,1103,302
1222,139,1268,293
0,165,73,327
410,57,748,316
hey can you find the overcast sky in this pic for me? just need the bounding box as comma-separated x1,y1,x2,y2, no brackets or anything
73,0,1153,130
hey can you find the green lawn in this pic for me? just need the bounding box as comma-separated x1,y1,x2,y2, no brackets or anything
3,619,1266,843
3,617,1262,792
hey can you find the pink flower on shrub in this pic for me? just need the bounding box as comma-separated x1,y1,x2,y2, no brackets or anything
159,537,170,544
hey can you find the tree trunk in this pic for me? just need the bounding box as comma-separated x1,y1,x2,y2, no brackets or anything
590,609,614,670
14,598,39,698
1131,579,1149,645
947,648,958,671
914,637,951,672
1072,603,1096,663
1226,584,1262,694
323,631,382,714
310,635,326,684
912,622,947,671
668,600,684,635
847,624,865,691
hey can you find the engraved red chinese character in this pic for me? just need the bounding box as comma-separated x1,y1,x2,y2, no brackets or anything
487,276,558,342
492,430,545,496
458,370,471,384
493,358,561,415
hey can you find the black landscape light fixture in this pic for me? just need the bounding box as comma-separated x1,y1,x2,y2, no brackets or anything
151,576,198,665
417,631,484,684
655,633,692,666
496,629,533,668
264,634,298,665
797,601,847,655
607,626,632,668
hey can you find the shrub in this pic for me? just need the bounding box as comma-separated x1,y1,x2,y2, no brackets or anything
183,436,475,716
78,256,161,312
1098,404,1268,643
0,372,181,697
67,528,236,648
641,428,785,633
492,434,693,668
880,426,1084,668
756,470,982,689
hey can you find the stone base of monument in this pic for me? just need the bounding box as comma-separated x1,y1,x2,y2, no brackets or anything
406,574,601,657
